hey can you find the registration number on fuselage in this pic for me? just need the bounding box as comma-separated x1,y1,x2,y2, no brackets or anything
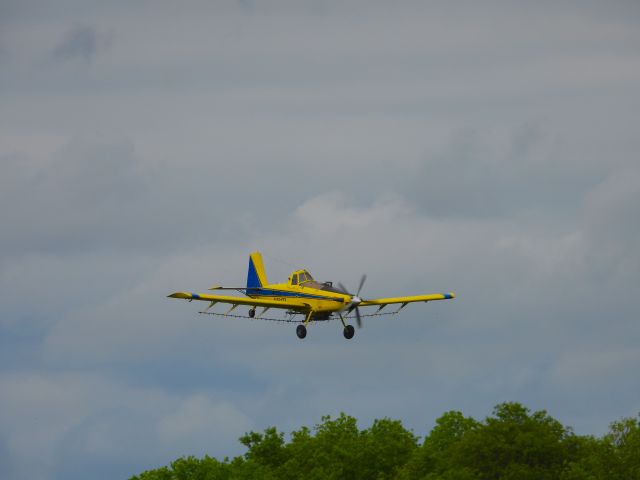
272,297,287,302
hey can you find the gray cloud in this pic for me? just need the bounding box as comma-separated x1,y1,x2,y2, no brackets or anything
2,2,640,479
51,25,112,64
405,124,608,220
0,372,252,480
0,134,141,256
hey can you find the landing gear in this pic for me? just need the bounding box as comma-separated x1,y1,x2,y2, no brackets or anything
248,308,256,318
343,325,355,339
296,324,307,339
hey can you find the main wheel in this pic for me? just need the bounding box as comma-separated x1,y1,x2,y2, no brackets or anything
296,324,307,339
249,308,256,318
343,325,355,339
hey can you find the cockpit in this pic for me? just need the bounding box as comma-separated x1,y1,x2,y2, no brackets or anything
288,270,346,294
290,270,314,286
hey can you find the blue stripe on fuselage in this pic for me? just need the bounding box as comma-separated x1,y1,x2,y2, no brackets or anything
248,288,344,303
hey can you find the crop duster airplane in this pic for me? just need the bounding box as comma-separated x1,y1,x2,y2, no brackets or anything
169,251,455,340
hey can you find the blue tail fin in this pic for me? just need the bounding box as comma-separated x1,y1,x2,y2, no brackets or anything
247,251,267,290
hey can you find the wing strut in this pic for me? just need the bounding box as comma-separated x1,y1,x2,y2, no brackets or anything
256,307,270,319
205,301,217,312
395,302,409,313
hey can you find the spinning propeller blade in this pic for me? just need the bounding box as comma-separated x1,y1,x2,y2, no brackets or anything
339,275,367,328
357,274,367,296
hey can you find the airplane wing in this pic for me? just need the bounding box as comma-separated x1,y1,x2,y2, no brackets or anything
359,292,455,308
168,292,305,310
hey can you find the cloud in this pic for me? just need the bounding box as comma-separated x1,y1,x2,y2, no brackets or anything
158,395,252,449
4,166,639,479
583,165,640,280
34,183,637,426
550,348,640,392
51,25,112,64
2,2,640,479
0,134,142,256
0,372,253,480
405,124,607,220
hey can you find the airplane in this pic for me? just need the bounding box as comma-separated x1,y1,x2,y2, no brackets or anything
168,251,455,340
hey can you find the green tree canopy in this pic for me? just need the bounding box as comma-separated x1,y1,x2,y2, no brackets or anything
130,404,640,480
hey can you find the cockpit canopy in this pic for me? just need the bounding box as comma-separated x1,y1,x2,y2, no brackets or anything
288,269,346,294
290,270,314,286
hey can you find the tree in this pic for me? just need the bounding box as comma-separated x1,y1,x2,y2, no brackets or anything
130,405,640,480
359,417,418,479
281,413,363,479
606,415,640,479
561,414,640,480
398,410,479,479
454,402,572,480
239,426,287,470
130,456,230,480
559,434,611,480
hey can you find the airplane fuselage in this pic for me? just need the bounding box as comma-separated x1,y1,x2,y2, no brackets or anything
246,281,352,315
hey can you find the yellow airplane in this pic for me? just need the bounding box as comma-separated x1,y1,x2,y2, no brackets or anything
168,251,455,340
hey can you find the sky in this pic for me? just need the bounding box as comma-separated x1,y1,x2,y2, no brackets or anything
1,0,640,478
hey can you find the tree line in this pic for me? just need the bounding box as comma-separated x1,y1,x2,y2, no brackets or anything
131,402,640,479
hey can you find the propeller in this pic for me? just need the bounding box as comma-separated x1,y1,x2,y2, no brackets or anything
338,274,367,328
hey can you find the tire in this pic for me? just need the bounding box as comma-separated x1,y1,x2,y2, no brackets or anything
249,308,256,318
343,325,355,339
296,324,307,339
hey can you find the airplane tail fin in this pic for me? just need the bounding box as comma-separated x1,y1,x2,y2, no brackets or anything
247,251,268,290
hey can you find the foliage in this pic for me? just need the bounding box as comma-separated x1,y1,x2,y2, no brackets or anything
130,405,640,480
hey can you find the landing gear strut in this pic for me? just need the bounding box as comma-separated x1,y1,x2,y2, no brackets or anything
296,324,307,339
343,325,355,340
